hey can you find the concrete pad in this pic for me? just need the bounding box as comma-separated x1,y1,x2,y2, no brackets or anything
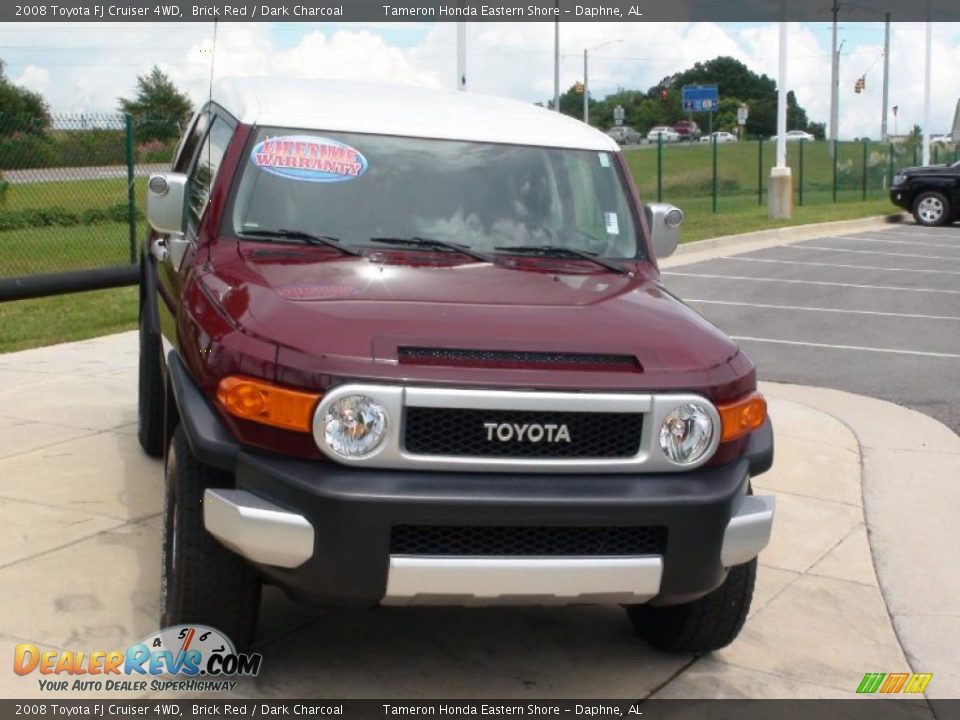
0,374,138,431
714,573,908,693
894,616,960,700
0,498,121,569
750,565,799,619
759,491,862,574
0,332,138,377
245,605,689,699
861,449,960,618
0,368,78,397
650,657,849,699
0,415,94,459
764,395,860,451
752,433,861,506
0,520,160,651
808,525,878,587
0,432,163,521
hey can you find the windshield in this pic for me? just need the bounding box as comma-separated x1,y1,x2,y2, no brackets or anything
229,128,643,259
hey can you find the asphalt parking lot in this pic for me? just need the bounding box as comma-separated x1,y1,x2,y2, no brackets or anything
661,222,960,432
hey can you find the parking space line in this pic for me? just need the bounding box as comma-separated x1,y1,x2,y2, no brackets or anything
793,246,960,262
686,299,960,322
873,229,960,240
719,256,960,276
730,336,960,359
831,235,960,251
661,272,960,295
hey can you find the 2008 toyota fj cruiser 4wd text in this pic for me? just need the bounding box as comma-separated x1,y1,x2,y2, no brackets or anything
139,78,775,653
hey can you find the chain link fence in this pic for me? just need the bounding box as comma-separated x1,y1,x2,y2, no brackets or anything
0,113,176,292
625,137,960,216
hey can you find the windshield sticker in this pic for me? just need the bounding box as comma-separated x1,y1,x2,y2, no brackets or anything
250,135,368,183
604,212,620,235
598,152,611,168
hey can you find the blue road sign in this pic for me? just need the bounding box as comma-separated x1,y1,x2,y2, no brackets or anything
682,84,719,112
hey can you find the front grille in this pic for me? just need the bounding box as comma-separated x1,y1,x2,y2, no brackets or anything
398,347,641,372
390,525,667,557
403,407,643,459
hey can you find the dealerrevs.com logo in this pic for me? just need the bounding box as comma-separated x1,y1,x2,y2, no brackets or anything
13,625,262,693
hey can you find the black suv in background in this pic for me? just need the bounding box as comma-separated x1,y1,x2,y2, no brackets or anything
890,161,960,226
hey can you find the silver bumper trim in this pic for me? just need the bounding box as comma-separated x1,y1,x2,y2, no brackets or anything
203,489,315,569
721,494,775,567
382,556,663,606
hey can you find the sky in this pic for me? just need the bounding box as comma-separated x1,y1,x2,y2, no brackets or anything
1,20,958,138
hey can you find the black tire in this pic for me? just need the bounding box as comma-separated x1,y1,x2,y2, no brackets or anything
626,558,756,653
912,190,951,227
162,426,261,650
137,307,165,458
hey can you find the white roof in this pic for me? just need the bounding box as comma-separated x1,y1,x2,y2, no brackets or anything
211,77,618,152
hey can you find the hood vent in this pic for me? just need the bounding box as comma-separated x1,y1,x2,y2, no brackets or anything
397,347,642,372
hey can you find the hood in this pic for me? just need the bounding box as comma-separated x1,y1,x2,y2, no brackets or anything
202,242,740,385
898,163,959,177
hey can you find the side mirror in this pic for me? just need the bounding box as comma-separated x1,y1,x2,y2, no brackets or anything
644,203,684,260
146,173,188,235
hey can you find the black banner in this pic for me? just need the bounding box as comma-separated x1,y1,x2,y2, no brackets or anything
2,700,959,720
3,0,959,23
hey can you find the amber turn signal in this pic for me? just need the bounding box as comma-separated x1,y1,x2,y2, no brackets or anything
717,392,767,443
216,376,321,433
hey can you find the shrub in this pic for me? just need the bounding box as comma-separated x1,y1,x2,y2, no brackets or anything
0,202,142,231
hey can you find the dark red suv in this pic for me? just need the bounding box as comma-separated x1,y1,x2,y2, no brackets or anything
673,120,702,141
139,77,775,653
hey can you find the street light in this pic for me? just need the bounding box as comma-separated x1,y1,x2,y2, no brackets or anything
583,39,622,125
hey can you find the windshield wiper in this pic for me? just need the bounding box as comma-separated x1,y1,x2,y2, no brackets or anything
493,245,632,276
369,236,494,263
240,229,363,257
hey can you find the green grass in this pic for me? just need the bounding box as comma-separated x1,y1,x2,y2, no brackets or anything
0,286,138,353
680,198,899,243
0,177,147,214
0,222,133,277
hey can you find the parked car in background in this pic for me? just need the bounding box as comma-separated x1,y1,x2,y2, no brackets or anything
647,126,680,143
772,130,815,142
700,131,737,144
890,160,960,226
607,126,643,145
673,120,702,141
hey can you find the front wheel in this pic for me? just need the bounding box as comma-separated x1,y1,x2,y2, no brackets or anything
912,191,951,227
162,426,261,650
625,558,756,653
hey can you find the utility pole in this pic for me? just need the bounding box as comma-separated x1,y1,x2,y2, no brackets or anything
456,22,466,91
922,2,932,165
829,0,840,141
583,49,589,125
553,14,559,112
881,12,890,141
770,10,793,219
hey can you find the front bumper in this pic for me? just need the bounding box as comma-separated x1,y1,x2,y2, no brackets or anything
889,188,910,210
168,353,775,608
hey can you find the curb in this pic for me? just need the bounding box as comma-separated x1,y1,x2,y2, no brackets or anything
663,213,907,267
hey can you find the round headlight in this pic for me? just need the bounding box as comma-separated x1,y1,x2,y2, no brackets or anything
321,395,388,459
658,403,714,465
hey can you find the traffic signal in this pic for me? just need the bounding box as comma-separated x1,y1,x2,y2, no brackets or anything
854,76,866,94
574,81,584,94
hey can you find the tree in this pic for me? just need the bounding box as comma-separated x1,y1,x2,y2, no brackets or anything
118,66,193,142
0,60,50,135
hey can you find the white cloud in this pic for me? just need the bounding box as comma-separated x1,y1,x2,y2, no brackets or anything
14,64,50,94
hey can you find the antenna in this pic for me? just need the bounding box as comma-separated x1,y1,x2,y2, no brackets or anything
208,19,218,108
